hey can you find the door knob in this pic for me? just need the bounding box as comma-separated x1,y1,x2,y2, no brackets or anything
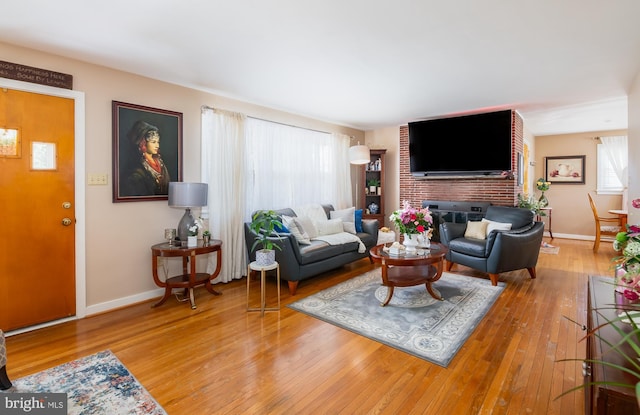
62,218,72,226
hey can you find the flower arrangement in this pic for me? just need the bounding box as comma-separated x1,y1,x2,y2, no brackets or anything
536,178,550,192
613,198,640,300
389,201,433,237
188,218,203,236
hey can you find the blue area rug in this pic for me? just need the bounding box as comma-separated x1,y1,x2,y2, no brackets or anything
289,269,504,367
2,350,166,414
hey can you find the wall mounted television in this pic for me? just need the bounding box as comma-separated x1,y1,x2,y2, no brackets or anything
409,109,513,177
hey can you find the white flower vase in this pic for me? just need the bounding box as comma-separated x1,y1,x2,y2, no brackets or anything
417,232,431,248
403,233,419,254
187,235,197,248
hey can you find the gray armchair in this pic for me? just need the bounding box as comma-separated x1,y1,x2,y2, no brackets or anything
439,206,544,286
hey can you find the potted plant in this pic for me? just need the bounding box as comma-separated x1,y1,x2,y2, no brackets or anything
202,230,211,245
249,210,285,266
517,193,545,217
368,179,380,195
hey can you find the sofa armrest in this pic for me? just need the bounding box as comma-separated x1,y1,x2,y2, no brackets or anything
361,219,379,237
439,222,466,246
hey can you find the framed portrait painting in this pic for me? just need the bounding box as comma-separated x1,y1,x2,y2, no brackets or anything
112,101,183,202
545,155,585,184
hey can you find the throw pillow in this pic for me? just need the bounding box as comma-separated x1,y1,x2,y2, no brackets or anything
355,209,364,233
464,220,489,240
281,215,310,245
481,218,512,236
315,218,345,236
330,207,357,235
295,216,318,239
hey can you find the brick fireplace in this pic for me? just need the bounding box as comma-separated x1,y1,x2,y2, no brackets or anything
399,110,524,208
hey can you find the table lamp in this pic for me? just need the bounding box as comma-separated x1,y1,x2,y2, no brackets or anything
168,182,208,245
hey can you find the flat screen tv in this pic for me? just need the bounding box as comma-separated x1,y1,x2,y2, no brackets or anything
409,110,513,177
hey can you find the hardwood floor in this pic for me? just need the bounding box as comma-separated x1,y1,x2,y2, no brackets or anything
4,238,616,414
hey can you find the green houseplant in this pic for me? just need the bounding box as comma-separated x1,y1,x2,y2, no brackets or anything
249,210,285,266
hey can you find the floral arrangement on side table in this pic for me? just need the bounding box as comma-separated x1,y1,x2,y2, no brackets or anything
536,177,551,207
613,198,640,301
389,201,434,243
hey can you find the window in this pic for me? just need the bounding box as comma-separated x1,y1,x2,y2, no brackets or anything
597,143,624,194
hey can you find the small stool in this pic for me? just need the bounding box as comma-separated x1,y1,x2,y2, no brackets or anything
247,261,280,315
0,329,11,390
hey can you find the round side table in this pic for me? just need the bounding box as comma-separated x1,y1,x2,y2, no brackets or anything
247,261,281,315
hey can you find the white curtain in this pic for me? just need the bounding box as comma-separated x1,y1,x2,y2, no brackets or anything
243,118,353,220
601,135,628,207
201,107,247,282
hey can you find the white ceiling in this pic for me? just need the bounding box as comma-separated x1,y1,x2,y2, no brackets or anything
1,1,638,135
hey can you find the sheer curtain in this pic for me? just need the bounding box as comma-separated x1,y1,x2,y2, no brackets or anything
601,135,628,207
201,107,247,282
243,118,352,220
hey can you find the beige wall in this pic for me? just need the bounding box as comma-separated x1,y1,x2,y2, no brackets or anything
629,73,640,226
0,42,364,314
534,129,627,238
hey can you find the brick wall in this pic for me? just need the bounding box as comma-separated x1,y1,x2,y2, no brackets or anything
399,110,524,208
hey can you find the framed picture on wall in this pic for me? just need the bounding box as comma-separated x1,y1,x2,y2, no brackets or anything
545,155,585,184
112,101,183,202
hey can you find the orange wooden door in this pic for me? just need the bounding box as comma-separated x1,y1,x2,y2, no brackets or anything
0,88,76,331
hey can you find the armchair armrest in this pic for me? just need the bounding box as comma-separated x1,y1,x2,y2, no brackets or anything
439,222,466,246
486,222,544,273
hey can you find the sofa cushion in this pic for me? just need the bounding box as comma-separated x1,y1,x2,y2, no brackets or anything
315,218,344,236
295,216,318,239
298,241,344,264
355,209,364,232
481,218,512,235
449,237,487,258
330,207,357,234
282,215,310,245
464,221,488,240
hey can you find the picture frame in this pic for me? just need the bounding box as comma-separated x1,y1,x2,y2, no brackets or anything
112,101,183,202
544,155,585,184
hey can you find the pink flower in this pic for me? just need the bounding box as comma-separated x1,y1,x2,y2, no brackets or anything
623,289,640,301
633,198,640,209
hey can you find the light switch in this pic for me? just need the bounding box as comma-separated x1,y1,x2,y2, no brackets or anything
88,173,109,185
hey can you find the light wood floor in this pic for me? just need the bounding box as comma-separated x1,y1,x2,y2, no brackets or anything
4,238,615,414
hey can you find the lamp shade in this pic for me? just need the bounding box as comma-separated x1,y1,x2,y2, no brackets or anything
349,144,370,165
168,182,208,208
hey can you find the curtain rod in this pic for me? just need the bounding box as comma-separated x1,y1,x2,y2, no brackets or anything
201,104,338,136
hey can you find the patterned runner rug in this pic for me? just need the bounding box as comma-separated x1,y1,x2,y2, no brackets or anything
1,350,166,414
289,269,504,367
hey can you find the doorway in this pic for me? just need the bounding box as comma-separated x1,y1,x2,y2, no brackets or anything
0,79,86,332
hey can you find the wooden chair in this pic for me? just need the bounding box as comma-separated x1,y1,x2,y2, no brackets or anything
587,193,622,253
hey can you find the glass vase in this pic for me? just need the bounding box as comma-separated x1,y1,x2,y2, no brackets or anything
538,192,548,207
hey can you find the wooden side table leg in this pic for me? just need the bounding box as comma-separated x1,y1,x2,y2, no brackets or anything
246,265,251,310
276,264,281,310
261,269,266,316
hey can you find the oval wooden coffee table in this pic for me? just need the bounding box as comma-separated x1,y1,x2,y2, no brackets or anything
369,242,449,306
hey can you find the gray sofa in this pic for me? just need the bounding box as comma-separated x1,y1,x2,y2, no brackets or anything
244,204,379,295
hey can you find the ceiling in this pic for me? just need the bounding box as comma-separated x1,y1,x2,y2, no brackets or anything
1,1,639,135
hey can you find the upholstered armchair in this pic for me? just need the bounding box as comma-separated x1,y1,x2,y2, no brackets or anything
439,206,545,286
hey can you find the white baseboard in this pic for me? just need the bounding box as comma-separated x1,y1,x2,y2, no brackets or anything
545,232,614,242
86,288,165,316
